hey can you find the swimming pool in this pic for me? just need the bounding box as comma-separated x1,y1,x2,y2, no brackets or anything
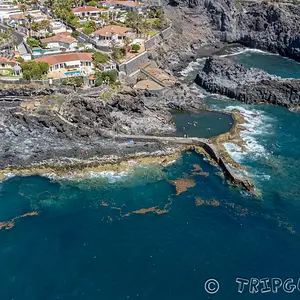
64,70,82,76
33,48,41,53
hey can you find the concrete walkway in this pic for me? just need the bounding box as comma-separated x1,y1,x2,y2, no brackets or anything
112,134,254,191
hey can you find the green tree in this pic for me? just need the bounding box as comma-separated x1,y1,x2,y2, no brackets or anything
82,20,97,35
71,31,79,38
63,77,84,87
31,21,40,34
92,52,108,65
26,37,40,48
87,0,98,6
21,61,49,80
112,47,126,61
17,57,25,63
53,0,72,12
94,70,118,86
25,13,34,37
131,44,140,52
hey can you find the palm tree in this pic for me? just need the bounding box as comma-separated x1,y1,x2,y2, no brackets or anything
123,36,131,54
31,21,41,36
25,13,34,37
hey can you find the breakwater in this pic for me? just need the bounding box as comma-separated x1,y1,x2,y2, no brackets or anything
112,134,254,191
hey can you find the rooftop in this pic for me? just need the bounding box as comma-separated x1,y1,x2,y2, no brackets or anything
101,1,140,7
34,52,93,66
94,25,130,37
9,13,25,20
0,57,16,64
72,6,104,13
41,33,76,45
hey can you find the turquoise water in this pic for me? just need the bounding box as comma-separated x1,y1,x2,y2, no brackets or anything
229,50,300,78
1,50,300,299
65,70,82,76
33,48,42,54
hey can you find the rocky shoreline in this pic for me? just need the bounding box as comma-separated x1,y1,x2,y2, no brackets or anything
195,56,300,107
1,0,300,193
153,0,300,74
0,83,202,171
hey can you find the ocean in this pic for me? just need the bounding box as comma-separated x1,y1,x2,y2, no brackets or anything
1,48,300,299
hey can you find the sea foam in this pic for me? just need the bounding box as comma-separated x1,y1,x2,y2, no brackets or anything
224,105,275,162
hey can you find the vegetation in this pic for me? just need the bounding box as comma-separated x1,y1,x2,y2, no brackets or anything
17,57,25,63
62,77,84,87
0,32,11,42
112,47,126,60
82,20,97,35
0,68,13,77
21,61,49,80
53,0,79,27
87,0,98,6
95,70,118,86
71,31,79,38
131,44,140,53
26,37,40,48
148,8,163,19
92,52,108,65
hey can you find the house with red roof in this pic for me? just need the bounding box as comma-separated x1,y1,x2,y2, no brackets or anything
93,25,132,48
100,1,141,12
0,57,21,76
34,52,94,78
72,6,108,19
41,33,78,50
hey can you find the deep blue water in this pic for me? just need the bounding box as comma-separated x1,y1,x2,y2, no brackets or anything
1,50,300,299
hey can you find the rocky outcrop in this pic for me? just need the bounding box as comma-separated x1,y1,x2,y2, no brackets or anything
160,0,300,73
0,85,203,169
195,56,300,106
0,84,73,97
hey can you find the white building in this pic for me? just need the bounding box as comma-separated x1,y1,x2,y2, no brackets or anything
72,6,109,19
93,25,132,48
34,52,94,78
41,33,78,50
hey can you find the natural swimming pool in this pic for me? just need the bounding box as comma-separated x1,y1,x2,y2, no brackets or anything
171,110,234,138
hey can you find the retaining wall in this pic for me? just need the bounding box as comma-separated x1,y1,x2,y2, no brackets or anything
118,51,149,75
144,25,172,50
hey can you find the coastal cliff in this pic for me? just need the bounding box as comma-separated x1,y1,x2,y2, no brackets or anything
157,0,300,72
194,56,300,106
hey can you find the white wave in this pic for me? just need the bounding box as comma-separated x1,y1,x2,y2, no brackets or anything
89,171,129,183
224,106,275,161
223,142,245,163
3,173,16,179
179,57,207,77
42,170,129,183
220,47,276,58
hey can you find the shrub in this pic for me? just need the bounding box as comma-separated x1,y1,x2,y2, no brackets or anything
131,44,140,52
26,37,40,48
21,61,49,80
92,52,108,65
63,77,84,87
112,47,126,60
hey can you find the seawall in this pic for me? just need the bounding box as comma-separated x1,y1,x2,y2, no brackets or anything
112,134,254,192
